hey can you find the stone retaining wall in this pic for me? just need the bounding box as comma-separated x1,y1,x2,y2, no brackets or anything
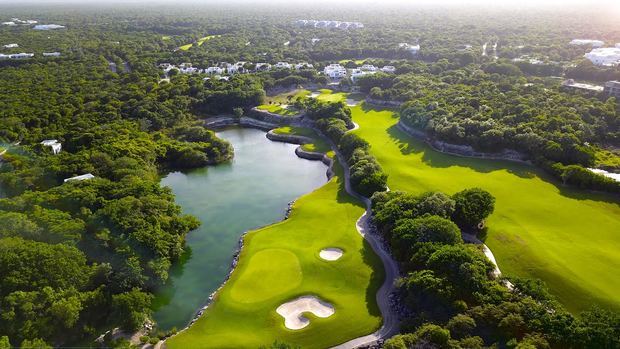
398,120,530,164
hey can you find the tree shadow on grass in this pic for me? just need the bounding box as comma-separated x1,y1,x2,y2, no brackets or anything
386,122,620,205
361,240,384,318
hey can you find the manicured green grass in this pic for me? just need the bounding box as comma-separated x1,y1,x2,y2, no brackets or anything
257,104,298,116
197,35,219,46
273,126,335,158
338,59,370,65
178,43,193,51
162,36,171,40
166,161,384,348
315,89,347,103
351,104,620,314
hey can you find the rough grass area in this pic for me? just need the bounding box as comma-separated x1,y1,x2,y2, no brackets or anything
350,104,620,314
166,162,384,348
594,147,620,170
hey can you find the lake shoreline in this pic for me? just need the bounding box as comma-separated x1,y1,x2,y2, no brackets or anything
161,123,333,342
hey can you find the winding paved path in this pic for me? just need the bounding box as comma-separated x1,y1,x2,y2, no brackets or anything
319,124,401,348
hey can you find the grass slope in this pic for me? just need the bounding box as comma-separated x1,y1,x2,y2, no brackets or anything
166,161,384,348
273,126,335,156
351,104,620,314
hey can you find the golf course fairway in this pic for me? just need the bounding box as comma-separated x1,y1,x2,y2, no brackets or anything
351,104,620,314
166,162,384,348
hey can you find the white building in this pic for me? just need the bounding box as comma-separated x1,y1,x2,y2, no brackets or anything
604,80,620,98
0,54,9,59
562,79,604,93
570,39,604,47
3,43,18,48
360,64,378,72
294,20,363,30
41,139,62,154
323,63,347,79
9,53,34,59
399,43,420,55
584,47,620,66
381,65,396,73
295,62,314,70
43,52,61,57
616,43,620,49
2,21,16,26
205,66,224,75
274,62,292,69
351,68,377,82
255,63,271,71
64,173,95,183
33,24,65,30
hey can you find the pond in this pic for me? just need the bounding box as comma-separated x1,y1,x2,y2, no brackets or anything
152,127,329,330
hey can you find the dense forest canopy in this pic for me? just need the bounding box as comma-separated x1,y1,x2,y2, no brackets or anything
0,1,618,347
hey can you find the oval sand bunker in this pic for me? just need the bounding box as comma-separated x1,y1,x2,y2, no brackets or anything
276,295,335,330
319,247,343,261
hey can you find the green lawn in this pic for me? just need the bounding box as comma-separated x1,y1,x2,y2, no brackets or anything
257,104,298,116
178,43,193,51
166,161,384,348
273,126,335,158
197,35,219,46
314,89,347,103
351,104,620,314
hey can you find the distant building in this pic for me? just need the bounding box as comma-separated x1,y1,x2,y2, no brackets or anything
360,64,378,72
33,24,65,30
570,39,604,47
604,81,620,98
350,68,376,82
561,79,604,95
205,66,224,75
43,52,61,57
399,43,420,55
274,62,292,69
381,65,396,73
3,43,18,48
64,173,95,183
584,47,620,66
255,63,271,71
294,19,363,30
32,24,65,30
40,139,61,154
9,53,34,59
323,63,347,79
295,62,313,70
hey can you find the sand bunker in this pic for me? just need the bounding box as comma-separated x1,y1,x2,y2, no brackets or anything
319,247,343,261
276,295,335,330
309,91,320,98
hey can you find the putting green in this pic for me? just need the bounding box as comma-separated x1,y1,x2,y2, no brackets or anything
230,249,302,304
166,162,384,348
351,104,620,314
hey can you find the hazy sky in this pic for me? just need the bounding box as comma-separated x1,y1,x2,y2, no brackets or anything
0,0,617,4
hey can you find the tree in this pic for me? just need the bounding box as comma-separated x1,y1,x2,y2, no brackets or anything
0,337,11,349
233,107,244,118
20,339,51,349
447,314,477,339
451,188,495,231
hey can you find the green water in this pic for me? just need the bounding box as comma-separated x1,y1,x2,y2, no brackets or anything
152,127,328,330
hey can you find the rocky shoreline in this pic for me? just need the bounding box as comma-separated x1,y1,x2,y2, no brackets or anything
397,120,530,164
